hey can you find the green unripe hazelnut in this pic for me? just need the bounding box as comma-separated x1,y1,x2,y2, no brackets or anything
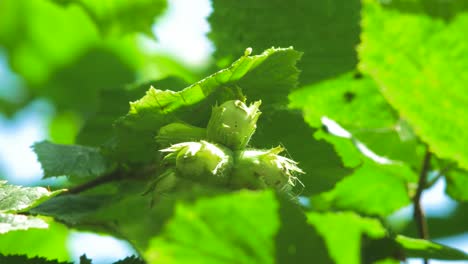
160,141,233,186
230,147,303,192
207,100,261,150
156,122,206,147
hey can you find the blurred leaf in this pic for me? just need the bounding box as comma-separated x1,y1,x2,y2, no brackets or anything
79,255,92,264
311,162,415,216
275,196,333,263
290,72,422,167
290,72,395,129
144,190,279,264
209,0,361,84
445,168,468,201
0,0,99,85
33,141,114,180
396,235,468,260
76,81,152,146
113,47,301,163
0,220,70,261
30,181,213,250
0,0,139,118
378,0,468,21
29,193,114,225
112,256,144,264
401,203,468,239
0,213,47,234
54,0,167,36
43,48,135,115
308,127,418,216
313,129,363,169
0,181,63,213
33,183,332,263
77,76,189,148
307,211,386,264
373,259,400,264
359,0,468,170
49,111,82,144
0,254,71,264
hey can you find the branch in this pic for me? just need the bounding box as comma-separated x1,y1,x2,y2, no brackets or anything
413,149,432,264
425,162,454,188
66,170,123,194
64,164,158,195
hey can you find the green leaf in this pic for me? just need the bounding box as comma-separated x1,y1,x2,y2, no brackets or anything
289,72,422,167
377,0,468,21
0,220,71,262
53,0,167,36
359,0,468,170
113,47,301,163
274,196,333,263
372,259,400,264
396,235,468,260
444,168,468,201
0,213,47,234
290,72,396,130
77,77,188,147
33,141,114,179
29,192,115,225
0,0,139,118
307,212,386,264
32,181,333,263
313,129,363,169
0,181,63,213
79,255,92,264
209,0,361,84
121,48,299,130
252,109,351,195
0,0,99,86
0,254,71,264
112,256,144,264
0,182,64,234
311,162,414,216
144,190,279,264
308,126,418,216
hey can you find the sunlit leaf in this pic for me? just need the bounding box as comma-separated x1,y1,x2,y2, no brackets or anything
359,0,468,170
33,141,114,180
54,0,167,36
113,47,301,163
396,235,468,260
0,220,70,261
0,181,63,213
0,213,47,234
0,254,71,264
444,168,468,201
307,211,386,264
209,0,361,84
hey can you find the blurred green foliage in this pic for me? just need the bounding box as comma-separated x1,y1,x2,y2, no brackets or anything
0,0,467,263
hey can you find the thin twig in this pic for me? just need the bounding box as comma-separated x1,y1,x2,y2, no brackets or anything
64,164,159,195
66,171,123,194
425,162,454,188
413,149,432,264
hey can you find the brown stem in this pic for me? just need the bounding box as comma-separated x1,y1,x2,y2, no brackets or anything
413,149,432,264
64,164,158,195
66,170,123,194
